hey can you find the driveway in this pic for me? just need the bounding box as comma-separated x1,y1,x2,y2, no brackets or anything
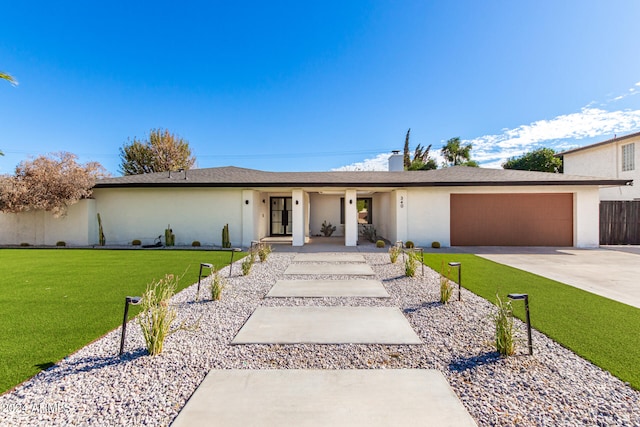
458,246,640,310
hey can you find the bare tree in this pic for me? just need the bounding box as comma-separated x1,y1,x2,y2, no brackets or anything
0,152,107,217
119,128,196,175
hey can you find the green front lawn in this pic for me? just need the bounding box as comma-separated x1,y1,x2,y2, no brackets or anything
423,253,640,390
0,249,244,394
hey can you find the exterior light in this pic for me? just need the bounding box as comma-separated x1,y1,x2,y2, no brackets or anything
349,199,353,204
508,293,533,355
197,263,214,301
295,200,299,205
229,248,242,277
245,200,249,205
448,262,462,301
119,296,142,356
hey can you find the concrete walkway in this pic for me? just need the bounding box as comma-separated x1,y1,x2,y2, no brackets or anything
266,279,389,298
171,370,477,427
463,246,640,309
173,251,476,426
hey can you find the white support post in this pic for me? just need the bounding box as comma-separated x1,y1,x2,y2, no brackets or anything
344,189,358,246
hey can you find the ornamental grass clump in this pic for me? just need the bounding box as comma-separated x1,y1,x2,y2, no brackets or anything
138,274,198,356
389,245,401,263
242,250,256,276
404,251,419,277
439,261,454,304
492,294,515,356
210,269,225,301
258,243,272,262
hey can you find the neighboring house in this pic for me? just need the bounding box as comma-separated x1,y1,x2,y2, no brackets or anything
0,153,630,248
559,131,640,244
560,131,639,201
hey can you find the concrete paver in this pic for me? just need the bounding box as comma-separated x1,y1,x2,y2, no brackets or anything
284,263,375,275
266,279,389,298
293,253,366,262
467,247,640,309
171,369,477,427
231,306,422,344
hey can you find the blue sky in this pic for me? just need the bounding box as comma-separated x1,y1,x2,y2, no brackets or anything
2,1,640,175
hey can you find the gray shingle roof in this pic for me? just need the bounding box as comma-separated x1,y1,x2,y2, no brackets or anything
94,166,631,188
557,130,640,156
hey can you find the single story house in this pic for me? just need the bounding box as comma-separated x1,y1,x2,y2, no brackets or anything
0,153,631,248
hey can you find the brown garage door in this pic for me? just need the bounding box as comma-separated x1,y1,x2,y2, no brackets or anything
450,193,573,246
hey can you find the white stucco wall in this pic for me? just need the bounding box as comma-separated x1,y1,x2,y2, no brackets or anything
0,199,95,246
92,187,243,246
309,194,342,236
563,139,639,200
406,186,600,248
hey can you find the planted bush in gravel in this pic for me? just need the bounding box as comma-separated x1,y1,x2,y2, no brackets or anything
210,270,225,301
404,251,419,277
258,244,272,262
389,245,401,263
492,294,515,356
138,274,199,355
439,262,454,304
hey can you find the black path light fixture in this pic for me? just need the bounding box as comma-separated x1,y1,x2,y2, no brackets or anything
197,263,214,301
229,247,242,277
119,296,142,356
508,293,533,355
448,262,462,301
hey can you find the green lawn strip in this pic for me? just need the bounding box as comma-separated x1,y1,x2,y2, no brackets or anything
0,249,246,394
423,253,640,390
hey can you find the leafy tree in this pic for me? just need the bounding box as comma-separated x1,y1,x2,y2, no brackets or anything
0,152,107,217
401,129,437,170
407,144,438,170
441,137,478,167
0,71,18,86
403,129,411,169
502,148,563,173
119,128,196,175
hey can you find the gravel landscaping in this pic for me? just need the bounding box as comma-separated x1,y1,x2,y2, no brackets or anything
1,251,639,426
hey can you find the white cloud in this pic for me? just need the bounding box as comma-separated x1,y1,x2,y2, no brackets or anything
468,107,640,167
332,152,393,171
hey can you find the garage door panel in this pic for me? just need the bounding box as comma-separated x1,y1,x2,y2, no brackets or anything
450,194,573,246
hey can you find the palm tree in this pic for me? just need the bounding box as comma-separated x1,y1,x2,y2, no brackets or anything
441,137,477,167
1,72,18,86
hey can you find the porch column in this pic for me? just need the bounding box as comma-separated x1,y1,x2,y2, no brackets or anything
344,189,358,246
242,190,259,247
393,189,408,243
292,189,305,246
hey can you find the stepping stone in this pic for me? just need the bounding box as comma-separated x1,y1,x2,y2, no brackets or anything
284,263,374,276
293,253,366,263
171,369,478,427
266,279,389,298
231,306,421,344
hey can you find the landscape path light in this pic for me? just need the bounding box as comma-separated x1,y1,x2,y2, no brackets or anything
448,262,462,301
507,293,533,355
197,263,214,301
119,296,142,356
229,248,242,277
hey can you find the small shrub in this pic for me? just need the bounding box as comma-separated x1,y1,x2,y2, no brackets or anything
258,244,272,262
320,220,337,237
439,261,453,304
20,242,30,247
404,251,419,277
376,240,385,248
138,274,198,356
132,239,142,246
360,225,377,243
192,241,201,247
210,270,225,301
56,241,66,247
389,245,401,263
405,240,415,249
492,294,515,356
242,251,255,276
431,241,441,249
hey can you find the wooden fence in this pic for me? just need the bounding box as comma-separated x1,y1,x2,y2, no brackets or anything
600,201,640,245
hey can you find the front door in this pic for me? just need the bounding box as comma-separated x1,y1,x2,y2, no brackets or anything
270,197,293,236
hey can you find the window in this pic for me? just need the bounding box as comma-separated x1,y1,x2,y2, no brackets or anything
622,143,635,171
340,197,373,224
